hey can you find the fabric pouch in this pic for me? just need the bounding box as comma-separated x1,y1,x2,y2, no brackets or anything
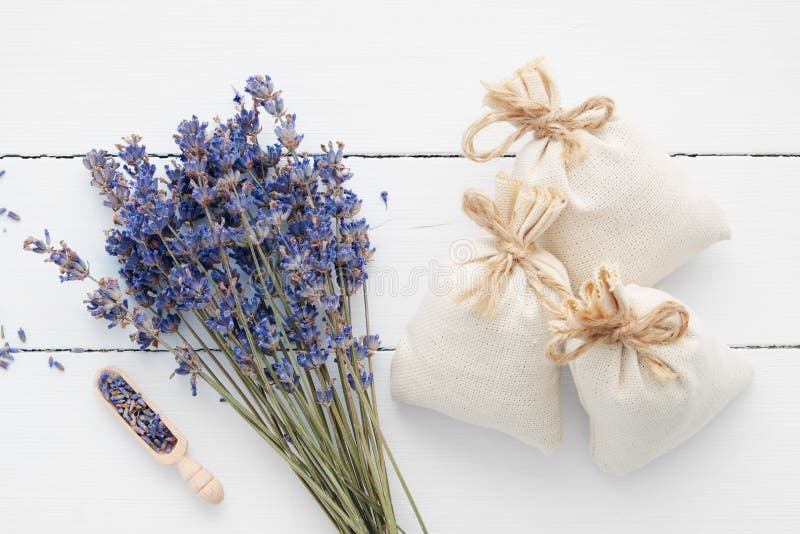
547,266,753,474
462,58,731,290
391,172,572,453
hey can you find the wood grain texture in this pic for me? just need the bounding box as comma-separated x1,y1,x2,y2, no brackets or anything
1,1,799,155
0,350,797,534
0,156,797,349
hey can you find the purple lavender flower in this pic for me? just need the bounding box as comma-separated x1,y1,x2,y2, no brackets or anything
24,234,90,282
244,74,275,103
315,386,334,407
296,343,329,370
271,358,300,392
24,72,424,532
85,278,129,329
347,368,374,391
0,342,19,370
98,370,178,452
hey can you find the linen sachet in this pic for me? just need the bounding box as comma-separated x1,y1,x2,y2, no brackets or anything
391,172,572,453
462,57,731,291
547,266,752,474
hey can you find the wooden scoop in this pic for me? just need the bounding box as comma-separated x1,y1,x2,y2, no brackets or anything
94,366,224,504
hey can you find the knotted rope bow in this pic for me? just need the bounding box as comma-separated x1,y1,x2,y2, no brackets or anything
462,57,615,164
546,266,690,381
456,172,572,317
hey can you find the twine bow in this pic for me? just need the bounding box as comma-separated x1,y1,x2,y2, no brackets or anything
456,172,572,317
546,266,690,381
462,57,615,164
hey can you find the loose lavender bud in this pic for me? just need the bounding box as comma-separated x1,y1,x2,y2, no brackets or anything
17,328,26,343
380,190,389,209
1,342,19,370
0,208,6,217
48,355,54,368
7,211,20,221
53,360,65,371
98,370,177,454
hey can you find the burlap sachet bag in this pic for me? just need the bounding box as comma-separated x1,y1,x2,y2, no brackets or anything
391,172,572,453
547,266,752,474
462,58,731,290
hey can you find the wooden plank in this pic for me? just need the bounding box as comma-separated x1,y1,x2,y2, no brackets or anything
0,349,796,533
1,1,799,155
0,155,796,349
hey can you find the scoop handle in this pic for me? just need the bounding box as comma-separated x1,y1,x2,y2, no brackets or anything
177,455,224,504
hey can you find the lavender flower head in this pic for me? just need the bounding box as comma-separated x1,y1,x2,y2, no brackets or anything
27,73,379,399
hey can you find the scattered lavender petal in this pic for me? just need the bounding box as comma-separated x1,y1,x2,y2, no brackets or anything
0,342,18,370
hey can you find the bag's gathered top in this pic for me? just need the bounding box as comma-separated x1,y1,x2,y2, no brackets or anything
462,57,615,163
546,266,690,382
457,172,572,317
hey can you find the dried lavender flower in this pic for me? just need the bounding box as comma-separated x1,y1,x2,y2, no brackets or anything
24,235,90,282
380,190,389,209
7,211,20,221
0,342,19,370
17,328,26,343
26,72,425,533
97,370,177,454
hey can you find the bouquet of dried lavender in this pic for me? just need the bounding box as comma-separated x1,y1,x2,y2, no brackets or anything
24,75,425,533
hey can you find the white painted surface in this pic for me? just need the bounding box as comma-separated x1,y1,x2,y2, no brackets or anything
1,1,799,533
0,350,797,534
1,156,798,349
1,1,799,155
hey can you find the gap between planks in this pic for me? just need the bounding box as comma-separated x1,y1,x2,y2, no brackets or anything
2,153,800,160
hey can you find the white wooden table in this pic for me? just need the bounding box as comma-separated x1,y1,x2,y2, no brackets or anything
1,1,799,532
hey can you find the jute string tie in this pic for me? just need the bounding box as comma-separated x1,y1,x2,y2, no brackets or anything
462,58,615,164
546,267,690,381
456,175,572,318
